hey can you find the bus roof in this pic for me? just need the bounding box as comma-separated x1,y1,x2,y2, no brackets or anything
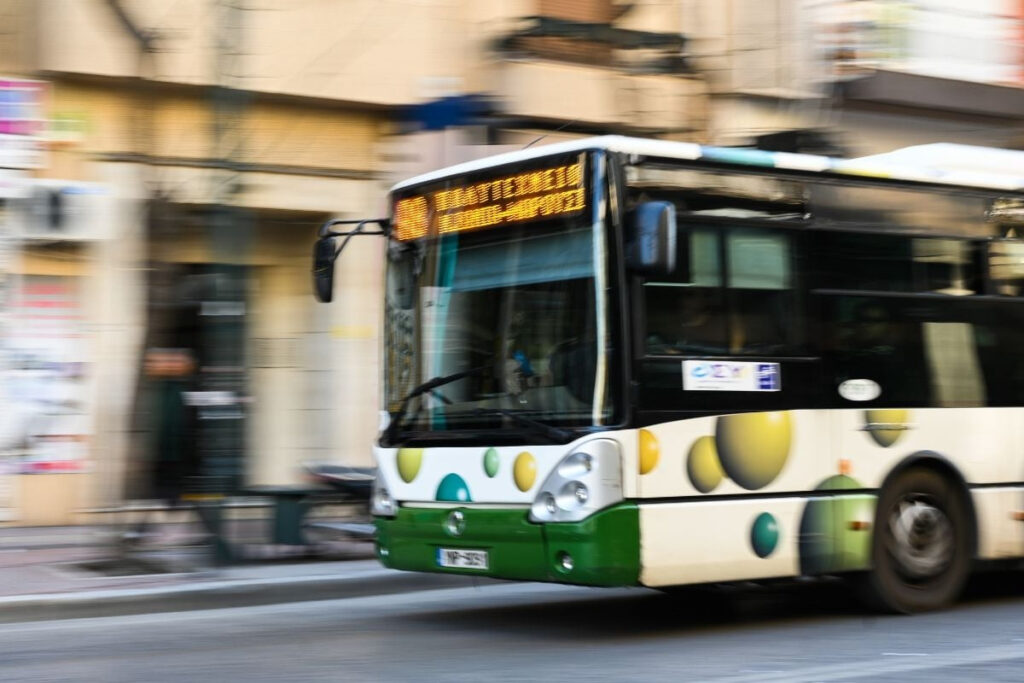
390,135,1024,194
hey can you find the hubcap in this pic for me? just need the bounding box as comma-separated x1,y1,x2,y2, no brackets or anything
887,495,953,580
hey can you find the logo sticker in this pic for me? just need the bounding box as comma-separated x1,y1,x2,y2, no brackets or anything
682,360,782,392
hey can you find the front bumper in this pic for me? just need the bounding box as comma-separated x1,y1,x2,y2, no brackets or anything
375,503,639,587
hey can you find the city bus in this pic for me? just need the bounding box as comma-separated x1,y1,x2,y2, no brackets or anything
312,136,1024,613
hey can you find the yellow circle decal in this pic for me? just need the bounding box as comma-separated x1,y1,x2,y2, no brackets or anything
397,448,423,483
639,429,659,475
864,409,910,448
715,412,792,490
686,435,724,493
513,452,537,492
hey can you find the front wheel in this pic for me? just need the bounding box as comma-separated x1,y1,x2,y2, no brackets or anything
865,468,972,613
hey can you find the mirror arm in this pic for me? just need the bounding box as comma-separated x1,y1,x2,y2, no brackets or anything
319,216,390,239
318,217,390,263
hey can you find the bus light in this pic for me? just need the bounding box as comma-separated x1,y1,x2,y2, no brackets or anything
556,481,588,509
557,452,594,479
372,477,397,518
556,551,574,573
540,493,557,516
529,440,622,524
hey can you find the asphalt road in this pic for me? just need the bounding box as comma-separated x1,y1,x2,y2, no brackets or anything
3,573,1024,682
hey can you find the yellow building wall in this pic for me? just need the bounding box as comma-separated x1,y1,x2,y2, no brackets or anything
16,475,90,526
46,83,384,172
9,74,391,516
0,0,35,75
36,0,524,107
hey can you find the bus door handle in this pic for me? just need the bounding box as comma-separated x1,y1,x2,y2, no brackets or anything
861,423,913,433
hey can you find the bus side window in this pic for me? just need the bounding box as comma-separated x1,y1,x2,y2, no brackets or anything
642,228,729,355
923,322,986,407
830,296,930,406
971,302,1024,406
815,232,977,295
726,228,800,355
643,226,804,357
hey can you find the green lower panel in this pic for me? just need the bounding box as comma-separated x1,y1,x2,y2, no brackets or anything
375,507,548,581
375,503,640,587
544,504,640,586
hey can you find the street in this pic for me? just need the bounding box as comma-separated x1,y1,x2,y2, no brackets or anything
3,574,1024,682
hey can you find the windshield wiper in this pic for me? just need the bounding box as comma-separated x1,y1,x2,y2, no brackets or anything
471,408,573,443
384,364,490,444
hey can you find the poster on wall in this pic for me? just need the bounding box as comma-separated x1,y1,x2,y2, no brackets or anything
0,275,90,475
0,78,47,169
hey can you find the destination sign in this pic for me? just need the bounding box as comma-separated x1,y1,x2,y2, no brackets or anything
392,157,586,241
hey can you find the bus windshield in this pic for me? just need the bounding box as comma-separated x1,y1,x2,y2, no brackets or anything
383,216,610,440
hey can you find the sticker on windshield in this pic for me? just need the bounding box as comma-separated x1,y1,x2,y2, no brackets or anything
682,361,781,392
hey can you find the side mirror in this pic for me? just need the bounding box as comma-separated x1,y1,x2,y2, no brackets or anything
312,237,337,303
625,201,677,277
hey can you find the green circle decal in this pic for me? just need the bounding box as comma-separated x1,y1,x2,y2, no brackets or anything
798,474,873,574
435,474,472,503
483,448,500,478
750,512,779,558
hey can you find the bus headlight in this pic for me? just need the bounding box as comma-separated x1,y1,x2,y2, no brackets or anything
529,439,622,523
371,476,397,518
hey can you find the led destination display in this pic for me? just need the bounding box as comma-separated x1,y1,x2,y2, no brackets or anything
393,157,586,241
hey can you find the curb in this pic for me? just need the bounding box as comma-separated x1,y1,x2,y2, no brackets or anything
0,566,497,623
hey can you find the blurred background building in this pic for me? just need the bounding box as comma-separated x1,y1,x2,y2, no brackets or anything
0,0,1022,525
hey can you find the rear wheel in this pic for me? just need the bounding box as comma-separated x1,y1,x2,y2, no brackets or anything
866,468,972,613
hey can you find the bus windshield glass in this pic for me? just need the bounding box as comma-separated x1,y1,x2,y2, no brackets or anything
384,176,609,439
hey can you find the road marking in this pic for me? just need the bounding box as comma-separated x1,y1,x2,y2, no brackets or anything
711,642,1024,682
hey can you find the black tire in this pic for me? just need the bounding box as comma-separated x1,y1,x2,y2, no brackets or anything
866,467,972,613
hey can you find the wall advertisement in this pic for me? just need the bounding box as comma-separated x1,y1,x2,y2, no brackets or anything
0,275,90,477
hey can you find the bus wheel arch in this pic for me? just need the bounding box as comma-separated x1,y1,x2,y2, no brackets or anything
879,451,978,558
867,451,976,613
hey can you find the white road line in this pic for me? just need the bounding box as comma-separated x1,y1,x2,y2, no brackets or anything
711,643,1024,683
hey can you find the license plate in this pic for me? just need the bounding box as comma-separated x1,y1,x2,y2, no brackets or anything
436,548,489,570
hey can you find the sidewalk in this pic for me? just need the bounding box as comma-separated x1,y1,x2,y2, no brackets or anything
0,525,483,623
